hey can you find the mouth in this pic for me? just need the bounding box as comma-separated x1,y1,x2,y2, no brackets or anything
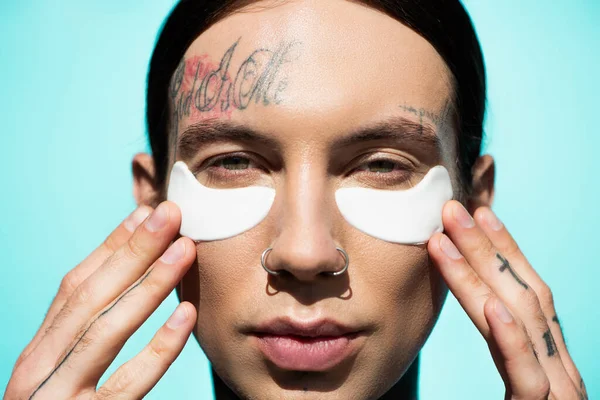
247,317,365,372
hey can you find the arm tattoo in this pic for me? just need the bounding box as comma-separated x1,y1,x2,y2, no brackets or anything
29,269,155,399
542,328,558,357
496,253,529,289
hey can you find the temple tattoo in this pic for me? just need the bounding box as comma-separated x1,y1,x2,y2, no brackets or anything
542,328,558,357
496,253,529,290
399,103,451,128
399,101,453,137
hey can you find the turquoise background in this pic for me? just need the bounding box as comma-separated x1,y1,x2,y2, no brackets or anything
1,1,598,398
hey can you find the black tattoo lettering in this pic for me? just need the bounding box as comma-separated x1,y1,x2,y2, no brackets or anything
542,328,557,357
171,37,300,117
170,60,185,100
399,101,453,130
552,315,560,325
399,103,443,127
29,269,155,399
496,253,529,290
194,40,237,112
168,37,301,162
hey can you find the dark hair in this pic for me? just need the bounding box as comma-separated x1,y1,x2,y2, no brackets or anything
146,0,486,197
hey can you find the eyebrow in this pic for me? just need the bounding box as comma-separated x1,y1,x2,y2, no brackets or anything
177,120,282,160
331,116,442,154
176,116,441,160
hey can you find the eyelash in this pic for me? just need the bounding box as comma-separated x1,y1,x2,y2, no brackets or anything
201,152,413,183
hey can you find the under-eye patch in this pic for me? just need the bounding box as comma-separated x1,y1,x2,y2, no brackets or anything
335,166,453,244
167,161,276,241
168,162,452,244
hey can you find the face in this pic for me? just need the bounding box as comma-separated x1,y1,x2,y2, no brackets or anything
155,0,460,398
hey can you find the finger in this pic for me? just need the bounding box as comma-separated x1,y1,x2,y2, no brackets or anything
21,201,181,385
31,237,196,394
428,232,494,336
443,201,578,397
483,296,551,399
14,206,152,371
475,206,582,386
96,302,197,399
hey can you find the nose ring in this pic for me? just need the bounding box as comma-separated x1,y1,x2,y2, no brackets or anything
261,247,349,277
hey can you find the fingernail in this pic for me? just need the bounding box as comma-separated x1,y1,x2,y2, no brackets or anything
440,235,463,260
485,209,504,231
124,207,151,232
454,203,475,228
166,304,188,329
494,298,514,324
145,203,169,232
160,239,185,264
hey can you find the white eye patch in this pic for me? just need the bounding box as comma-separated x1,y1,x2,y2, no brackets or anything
335,166,453,244
167,161,452,244
167,161,276,241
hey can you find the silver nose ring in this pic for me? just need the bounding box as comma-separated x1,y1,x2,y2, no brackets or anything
261,247,349,277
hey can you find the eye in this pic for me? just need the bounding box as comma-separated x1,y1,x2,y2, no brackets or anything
213,155,252,171
355,157,411,174
196,152,267,184
202,153,264,174
191,152,269,188
359,159,397,173
352,156,414,186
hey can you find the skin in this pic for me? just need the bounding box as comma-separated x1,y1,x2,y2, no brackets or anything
4,1,586,399
159,1,457,398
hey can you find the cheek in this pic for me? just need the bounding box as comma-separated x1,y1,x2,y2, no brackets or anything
354,244,448,371
353,242,446,311
187,233,266,351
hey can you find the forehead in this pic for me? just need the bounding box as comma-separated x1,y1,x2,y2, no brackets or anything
173,0,454,151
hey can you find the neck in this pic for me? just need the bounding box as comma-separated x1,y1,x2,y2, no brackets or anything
212,355,420,400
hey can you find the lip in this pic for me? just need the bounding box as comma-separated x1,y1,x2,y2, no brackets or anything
248,317,364,371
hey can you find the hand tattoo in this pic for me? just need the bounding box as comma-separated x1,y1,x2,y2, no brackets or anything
542,328,558,357
496,253,528,290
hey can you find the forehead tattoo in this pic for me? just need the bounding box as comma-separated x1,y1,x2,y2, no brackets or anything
167,37,454,167
168,37,302,161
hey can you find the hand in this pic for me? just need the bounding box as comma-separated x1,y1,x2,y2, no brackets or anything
5,201,198,399
428,200,587,399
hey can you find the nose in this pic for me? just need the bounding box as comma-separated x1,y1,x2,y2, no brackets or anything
263,164,347,281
